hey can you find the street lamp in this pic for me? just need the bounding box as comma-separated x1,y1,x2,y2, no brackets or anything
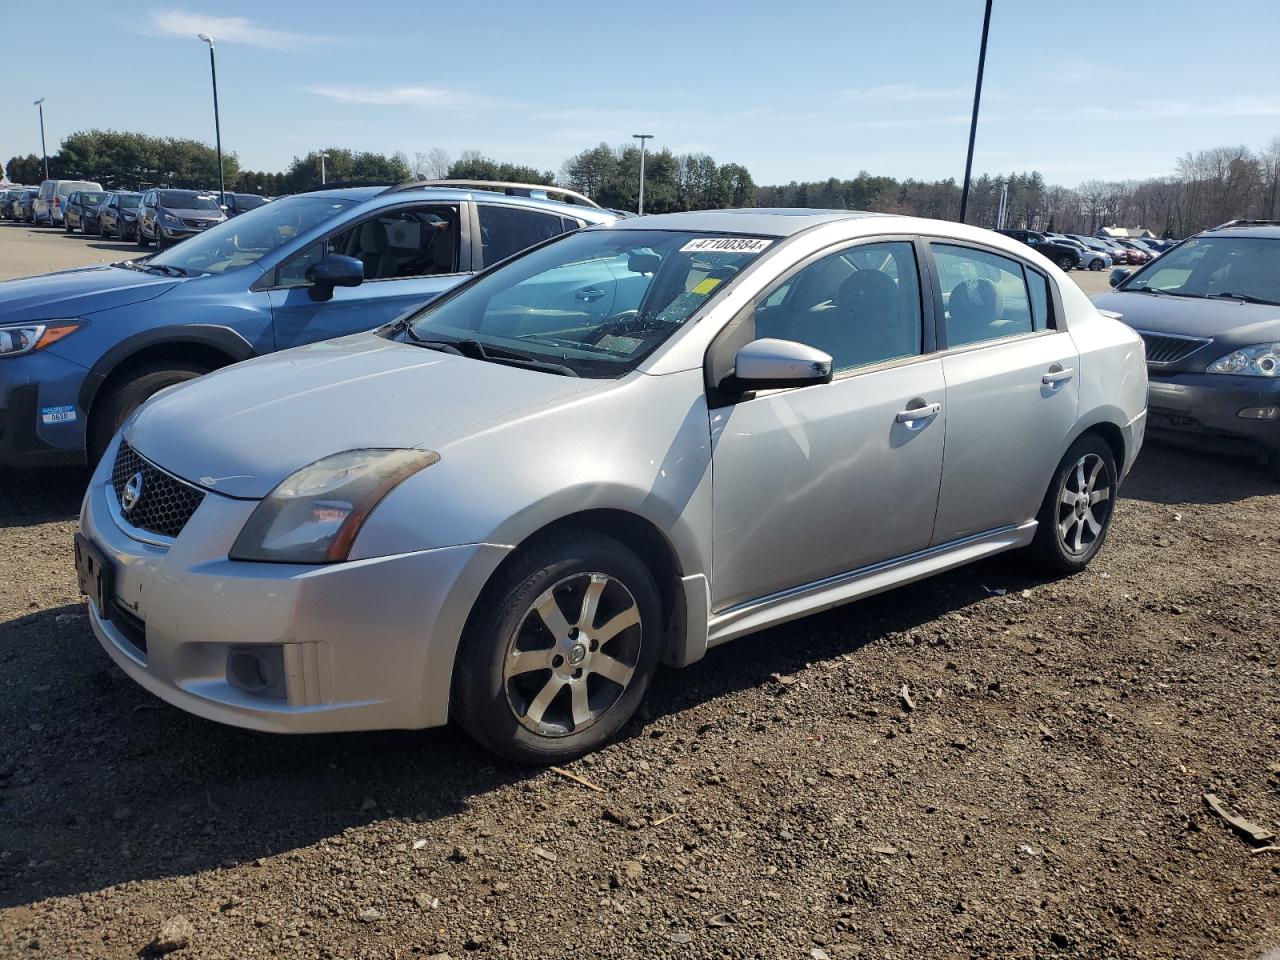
320,152,329,185
632,134,653,215
958,0,993,224
33,98,49,181
197,33,226,206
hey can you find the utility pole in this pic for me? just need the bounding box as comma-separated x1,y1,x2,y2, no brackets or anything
320,152,329,185
33,99,49,180
958,0,993,224
632,134,653,215
198,33,226,206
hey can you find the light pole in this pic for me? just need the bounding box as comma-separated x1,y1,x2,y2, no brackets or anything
958,0,993,224
33,98,49,180
197,33,226,206
632,133,653,215
320,152,329,185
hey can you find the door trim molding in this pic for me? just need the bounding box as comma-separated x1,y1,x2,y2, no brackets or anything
705,521,1037,647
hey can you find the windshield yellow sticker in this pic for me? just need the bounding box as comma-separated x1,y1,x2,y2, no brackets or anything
692,277,722,295
680,237,772,254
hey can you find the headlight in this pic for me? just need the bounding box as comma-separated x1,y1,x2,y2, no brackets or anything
229,449,439,563
161,212,182,225
1206,343,1280,377
0,320,84,358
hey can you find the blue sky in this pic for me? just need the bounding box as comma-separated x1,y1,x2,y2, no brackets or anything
4,1,1278,187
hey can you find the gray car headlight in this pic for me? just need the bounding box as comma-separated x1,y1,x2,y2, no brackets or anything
230,449,440,563
1206,343,1280,377
0,319,84,358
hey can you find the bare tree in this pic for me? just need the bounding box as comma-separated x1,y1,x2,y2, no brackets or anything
426,148,452,179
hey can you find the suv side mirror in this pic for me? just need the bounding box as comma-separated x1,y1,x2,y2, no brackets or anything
306,254,365,302
1109,267,1131,288
723,338,833,393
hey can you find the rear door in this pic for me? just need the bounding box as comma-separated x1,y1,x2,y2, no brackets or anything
268,202,471,349
926,241,1080,544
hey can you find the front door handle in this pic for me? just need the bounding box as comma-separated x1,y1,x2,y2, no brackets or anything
575,287,606,302
896,400,942,424
1043,366,1075,385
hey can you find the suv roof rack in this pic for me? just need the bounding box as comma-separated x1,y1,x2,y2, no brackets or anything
382,179,601,208
1211,218,1280,230
295,180,397,193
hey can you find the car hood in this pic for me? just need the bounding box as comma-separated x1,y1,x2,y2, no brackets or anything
1093,290,1280,341
126,334,602,499
0,264,180,322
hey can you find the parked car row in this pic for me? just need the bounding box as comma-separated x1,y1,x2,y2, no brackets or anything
1,182,272,245
998,229,1179,271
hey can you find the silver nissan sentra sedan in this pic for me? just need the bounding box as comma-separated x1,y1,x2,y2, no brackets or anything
76,209,1148,763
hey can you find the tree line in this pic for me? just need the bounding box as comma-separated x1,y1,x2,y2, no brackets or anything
6,129,1277,237
759,136,1280,238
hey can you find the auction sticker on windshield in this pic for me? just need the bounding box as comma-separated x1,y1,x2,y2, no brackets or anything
680,237,773,254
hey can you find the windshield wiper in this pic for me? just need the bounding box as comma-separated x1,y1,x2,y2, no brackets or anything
1207,291,1279,306
142,262,189,277
403,333,577,376
1132,287,1196,298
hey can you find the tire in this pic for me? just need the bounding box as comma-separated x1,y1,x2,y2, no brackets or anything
136,224,150,248
98,220,107,239
65,219,74,234
1056,254,1075,271
87,360,209,466
452,529,663,764
154,229,166,251
1090,258,1104,271
1026,434,1118,574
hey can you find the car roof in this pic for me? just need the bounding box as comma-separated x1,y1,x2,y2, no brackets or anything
598,208,888,237
299,185,620,223
1198,223,1280,240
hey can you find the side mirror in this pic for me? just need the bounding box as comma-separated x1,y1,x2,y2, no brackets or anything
306,254,365,302
724,338,833,392
1109,267,1131,288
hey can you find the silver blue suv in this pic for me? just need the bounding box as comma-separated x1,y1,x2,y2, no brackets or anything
0,181,617,467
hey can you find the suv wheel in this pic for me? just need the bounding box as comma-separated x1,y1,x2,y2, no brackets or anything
88,360,210,465
1026,434,1118,574
64,218,74,234
1055,254,1075,271
453,529,662,764
136,224,150,248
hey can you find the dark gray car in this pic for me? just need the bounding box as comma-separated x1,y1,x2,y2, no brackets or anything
1095,220,1280,479
136,188,227,249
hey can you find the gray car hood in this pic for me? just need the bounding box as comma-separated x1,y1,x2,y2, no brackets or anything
165,207,225,221
1094,289,1280,341
0,264,180,322
126,334,600,499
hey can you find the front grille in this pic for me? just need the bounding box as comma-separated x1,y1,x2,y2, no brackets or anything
110,442,205,539
1138,330,1212,366
181,218,210,228
108,598,147,656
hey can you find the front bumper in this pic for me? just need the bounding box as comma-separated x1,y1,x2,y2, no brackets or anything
79,445,511,732
0,353,92,466
1146,371,1280,454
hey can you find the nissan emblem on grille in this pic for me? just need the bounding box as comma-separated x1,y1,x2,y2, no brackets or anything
121,471,144,513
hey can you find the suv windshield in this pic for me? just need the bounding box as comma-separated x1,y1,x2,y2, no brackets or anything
80,192,107,205
157,190,220,210
402,229,772,377
1121,235,1280,305
147,195,355,277
235,194,268,210
119,195,141,209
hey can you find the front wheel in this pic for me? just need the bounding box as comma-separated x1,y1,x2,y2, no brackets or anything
1090,258,1104,271
1025,434,1118,574
136,225,150,248
87,361,209,465
453,530,662,764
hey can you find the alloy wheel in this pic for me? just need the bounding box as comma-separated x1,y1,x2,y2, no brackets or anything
503,572,643,737
1057,452,1112,555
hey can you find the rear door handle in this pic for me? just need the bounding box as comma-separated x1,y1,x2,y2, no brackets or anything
1043,366,1075,385
896,401,942,424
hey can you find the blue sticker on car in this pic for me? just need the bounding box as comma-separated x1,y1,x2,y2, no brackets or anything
40,404,77,424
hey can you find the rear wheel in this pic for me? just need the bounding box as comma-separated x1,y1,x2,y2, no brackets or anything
1055,254,1075,271
453,529,662,764
1090,257,1104,271
87,361,210,465
1026,434,1118,574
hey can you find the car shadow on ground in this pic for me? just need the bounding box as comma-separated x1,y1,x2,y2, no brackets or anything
80,239,144,255
0,557,1031,908
1121,437,1276,505
0,466,89,529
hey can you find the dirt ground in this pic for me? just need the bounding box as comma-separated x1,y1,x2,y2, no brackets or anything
0,227,1278,960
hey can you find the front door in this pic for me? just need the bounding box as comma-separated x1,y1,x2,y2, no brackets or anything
269,203,469,349
927,242,1081,543
709,239,945,611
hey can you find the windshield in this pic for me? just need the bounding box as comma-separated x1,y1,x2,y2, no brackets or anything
158,190,220,210
1122,236,1280,305
81,192,107,205
119,195,141,209
147,195,355,277
402,229,772,377
235,194,268,210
